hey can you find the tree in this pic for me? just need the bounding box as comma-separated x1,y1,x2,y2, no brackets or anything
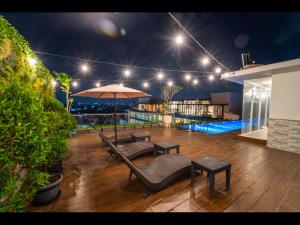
160,85,182,115
54,72,73,112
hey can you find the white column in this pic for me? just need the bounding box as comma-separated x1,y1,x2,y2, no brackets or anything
257,87,262,129
249,88,254,132
264,95,269,127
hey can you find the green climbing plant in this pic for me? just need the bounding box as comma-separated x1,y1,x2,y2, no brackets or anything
0,16,76,211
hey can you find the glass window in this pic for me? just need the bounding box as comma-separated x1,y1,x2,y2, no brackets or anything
242,80,271,134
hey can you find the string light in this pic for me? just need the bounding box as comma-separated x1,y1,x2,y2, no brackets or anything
81,64,89,73
72,81,78,87
174,34,184,45
123,69,131,77
167,81,173,86
52,79,57,87
168,12,229,71
28,56,37,66
184,73,192,81
201,56,210,66
215,67,222,74
157,72,165,80
143,82,149,88
95,82,101,87
193,79,198,85
208,74,215,81
35,51,211,74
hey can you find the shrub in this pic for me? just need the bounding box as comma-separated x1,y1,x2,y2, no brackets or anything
0,81,51,211
0,16,76,212
42,96,76,167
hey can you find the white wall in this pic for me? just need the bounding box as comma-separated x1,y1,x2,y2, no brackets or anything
270,71,300,121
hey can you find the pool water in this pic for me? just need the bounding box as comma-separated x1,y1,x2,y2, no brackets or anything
180,120,242,134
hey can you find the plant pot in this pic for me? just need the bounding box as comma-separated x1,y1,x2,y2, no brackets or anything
33,173,63,206
47,160,63,173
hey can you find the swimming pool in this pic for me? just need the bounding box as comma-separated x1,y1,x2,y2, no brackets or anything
180,120,242,134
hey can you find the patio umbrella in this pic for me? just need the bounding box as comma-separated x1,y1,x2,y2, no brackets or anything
72,84,151,145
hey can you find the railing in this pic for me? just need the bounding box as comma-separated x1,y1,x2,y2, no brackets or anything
72,110,224,133
73,113,160,133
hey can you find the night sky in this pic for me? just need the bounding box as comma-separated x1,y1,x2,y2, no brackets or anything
2,12,300,104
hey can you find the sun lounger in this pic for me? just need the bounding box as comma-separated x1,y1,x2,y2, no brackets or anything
98,131,133,145
120,152,191,196
99,131,155,160
102,134,191,196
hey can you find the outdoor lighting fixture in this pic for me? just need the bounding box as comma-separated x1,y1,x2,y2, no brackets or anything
193,79,199,85
167,81,173,86
95,82,101,87
143,82,149,88
175,34,184,45
72,81,78,87
201,56,210,66
81,64,89,73
223,72,229,77
28,56,37,66
215,67,222,74
157,72,164,80
123,69,131,77
52,80,57,87
184,73,192,81
208,74,215,81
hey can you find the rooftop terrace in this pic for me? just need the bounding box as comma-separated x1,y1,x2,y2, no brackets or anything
32,127,300,212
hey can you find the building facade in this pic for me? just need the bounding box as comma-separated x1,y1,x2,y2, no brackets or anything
222,58,300,154
136,92,242,120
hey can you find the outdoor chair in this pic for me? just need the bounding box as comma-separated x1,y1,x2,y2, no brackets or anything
105,140,191,196
98,130,133,145
119,149,191,197
99,131,155,160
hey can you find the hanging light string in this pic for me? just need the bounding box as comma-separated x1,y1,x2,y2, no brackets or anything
168,12,230,71
35,50,213,74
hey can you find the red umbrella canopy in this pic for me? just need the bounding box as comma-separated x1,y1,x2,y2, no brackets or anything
72,84,151,98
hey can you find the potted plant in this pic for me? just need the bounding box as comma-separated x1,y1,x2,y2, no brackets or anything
32,97,76,206
160,85,182,128
42,96,76,174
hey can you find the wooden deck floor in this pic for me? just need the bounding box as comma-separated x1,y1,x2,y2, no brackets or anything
33,127,300,212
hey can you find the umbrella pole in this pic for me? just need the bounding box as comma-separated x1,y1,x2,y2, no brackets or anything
114,92,117,146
